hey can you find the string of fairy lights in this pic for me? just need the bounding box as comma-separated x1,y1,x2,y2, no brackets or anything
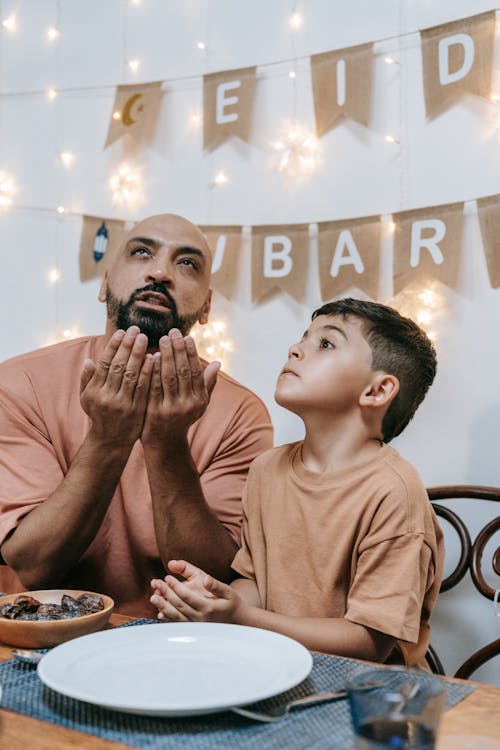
1,1,486,356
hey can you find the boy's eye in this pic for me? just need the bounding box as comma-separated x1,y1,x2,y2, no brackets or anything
319,338,334,349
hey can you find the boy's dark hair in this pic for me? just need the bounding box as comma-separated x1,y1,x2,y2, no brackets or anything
312,297,437,442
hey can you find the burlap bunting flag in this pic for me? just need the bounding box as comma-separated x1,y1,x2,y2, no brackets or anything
104,82,163,149
200,225,243,299
310,43,373,136
79,215,127,282
251,224,309,303
420,11,495,120
392,203,464,294
317,216,381,301
203,66,257,152
477,195,500,288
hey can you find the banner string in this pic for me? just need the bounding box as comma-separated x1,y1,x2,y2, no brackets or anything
1,192,493,225
0,8,498,100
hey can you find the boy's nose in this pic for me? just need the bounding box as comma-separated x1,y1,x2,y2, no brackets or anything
288,342,302,359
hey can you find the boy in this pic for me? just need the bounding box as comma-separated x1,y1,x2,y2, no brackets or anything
150,298,443,667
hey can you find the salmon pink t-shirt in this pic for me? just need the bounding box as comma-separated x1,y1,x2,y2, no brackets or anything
0,337,273,617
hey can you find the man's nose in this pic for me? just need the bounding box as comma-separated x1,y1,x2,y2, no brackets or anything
146,265,172,284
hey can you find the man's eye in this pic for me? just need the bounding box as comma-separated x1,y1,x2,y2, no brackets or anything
178,258,197,268
131,247,150,256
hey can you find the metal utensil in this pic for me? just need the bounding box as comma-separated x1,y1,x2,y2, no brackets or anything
231,680,380,723
12,648,45,665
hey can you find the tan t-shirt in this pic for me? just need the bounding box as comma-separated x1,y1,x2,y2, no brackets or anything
0,336,273,617
231,442,444,667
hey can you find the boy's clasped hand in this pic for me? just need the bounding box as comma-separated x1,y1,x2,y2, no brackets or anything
150,560,246,624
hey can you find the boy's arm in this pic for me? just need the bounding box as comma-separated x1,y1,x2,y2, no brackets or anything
237,606,395,661
151,564,394,662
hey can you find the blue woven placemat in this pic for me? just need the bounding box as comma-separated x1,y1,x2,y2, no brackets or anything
0,619,475,750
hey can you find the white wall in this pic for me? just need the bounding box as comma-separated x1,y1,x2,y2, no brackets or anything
0,0,498,683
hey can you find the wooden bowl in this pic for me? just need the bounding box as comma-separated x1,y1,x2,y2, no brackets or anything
0,590,114,648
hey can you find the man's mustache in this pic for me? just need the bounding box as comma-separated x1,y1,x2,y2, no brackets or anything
130,283,177,313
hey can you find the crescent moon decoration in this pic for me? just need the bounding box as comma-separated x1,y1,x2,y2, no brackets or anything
122,93,144,127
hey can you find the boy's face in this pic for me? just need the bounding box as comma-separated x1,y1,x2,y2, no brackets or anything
275,314,375,416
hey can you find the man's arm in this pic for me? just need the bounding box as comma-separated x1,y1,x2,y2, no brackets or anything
151,562,394,661
1,328,153,587
141,330,240,582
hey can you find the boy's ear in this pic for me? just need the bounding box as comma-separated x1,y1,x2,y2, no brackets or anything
359,373,400,408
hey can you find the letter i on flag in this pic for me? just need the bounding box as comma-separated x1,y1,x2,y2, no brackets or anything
310,43,374,136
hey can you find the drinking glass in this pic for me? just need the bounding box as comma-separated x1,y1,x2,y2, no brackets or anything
348,666,445,750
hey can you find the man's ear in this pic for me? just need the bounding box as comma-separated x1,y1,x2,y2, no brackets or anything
359,373,400,408
98,271,108,303
198,289,212,325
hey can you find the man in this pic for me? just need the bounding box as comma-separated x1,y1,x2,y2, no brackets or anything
0,213,273,616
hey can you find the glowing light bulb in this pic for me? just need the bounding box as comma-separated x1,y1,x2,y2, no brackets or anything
1,14,16,32
60,151,75,167
417,310,431,325
45,327,80,347
0,172,15,209
384,56,397,64
196,41,206,50
388,221,396,232
384,135,399,144
47,26,60,42
213,170,229,186
289,11,303,30
289,70,297,79
112,110,122,121
191,321,234,368
48,268,61,284
56,205,65,214
271,125,319,177
418,289,436,306
47,88,57,101
128,59,140,73
110,163,142,206
190,113,202,127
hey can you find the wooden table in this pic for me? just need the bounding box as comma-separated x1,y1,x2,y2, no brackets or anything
0,613,499,749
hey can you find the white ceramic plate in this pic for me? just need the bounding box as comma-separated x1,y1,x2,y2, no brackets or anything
37,622,313,716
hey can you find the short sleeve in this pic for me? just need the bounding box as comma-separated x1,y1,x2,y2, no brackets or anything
0,383,64,548
345,532,435,642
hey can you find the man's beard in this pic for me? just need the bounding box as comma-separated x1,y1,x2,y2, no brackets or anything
105,283,202,347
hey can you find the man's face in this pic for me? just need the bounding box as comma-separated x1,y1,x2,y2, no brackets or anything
274,314,375,417
100,214,212,348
